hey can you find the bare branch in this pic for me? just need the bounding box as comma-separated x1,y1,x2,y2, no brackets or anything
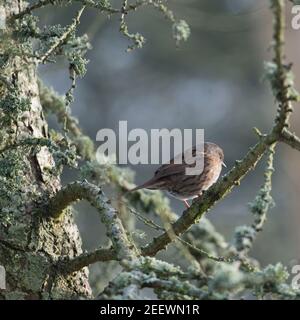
57,247,117,274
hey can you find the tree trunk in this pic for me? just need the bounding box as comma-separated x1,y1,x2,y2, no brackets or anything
0,0,92,299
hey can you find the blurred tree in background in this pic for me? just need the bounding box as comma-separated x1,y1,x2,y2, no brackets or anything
1,0,300,299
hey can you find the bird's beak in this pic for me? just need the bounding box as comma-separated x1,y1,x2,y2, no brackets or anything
222,162,227,168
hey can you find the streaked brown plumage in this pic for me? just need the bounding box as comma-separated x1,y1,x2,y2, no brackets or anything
129,142,225,208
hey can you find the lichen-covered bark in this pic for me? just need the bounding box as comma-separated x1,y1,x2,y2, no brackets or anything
0,0,92,299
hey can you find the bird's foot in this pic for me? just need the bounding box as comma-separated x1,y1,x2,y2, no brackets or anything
183,200,190,208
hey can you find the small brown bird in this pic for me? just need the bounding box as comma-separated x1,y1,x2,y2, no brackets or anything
129,142,225,208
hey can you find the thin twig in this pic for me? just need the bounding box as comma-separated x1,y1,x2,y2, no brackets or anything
271,0,293,131
176,237,233,264
37,6,86,64
57,247,117,274
125,203,165,232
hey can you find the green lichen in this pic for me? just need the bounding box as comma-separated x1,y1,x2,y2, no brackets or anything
249,263,296,298
264,61,299,102
119,18,146,52
18,253,50,292
13,14,40,39
0,88,30,126
172,20,190,46
234,225,256,252
39,81,94,160
208,263,244,293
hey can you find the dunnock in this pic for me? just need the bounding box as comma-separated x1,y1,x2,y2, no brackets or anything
129,142,225,208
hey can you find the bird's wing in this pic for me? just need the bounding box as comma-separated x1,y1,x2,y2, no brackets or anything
154,162,187,179
129,162,189,192
154,149,205,179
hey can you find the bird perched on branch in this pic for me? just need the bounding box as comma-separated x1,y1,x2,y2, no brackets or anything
129,142,226,208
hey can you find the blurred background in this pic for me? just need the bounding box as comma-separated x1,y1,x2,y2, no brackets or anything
37,0,300,293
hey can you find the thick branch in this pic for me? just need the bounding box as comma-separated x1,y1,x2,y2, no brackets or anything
44,181,138,260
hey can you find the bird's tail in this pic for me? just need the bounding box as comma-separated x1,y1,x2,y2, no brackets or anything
126,178,160,193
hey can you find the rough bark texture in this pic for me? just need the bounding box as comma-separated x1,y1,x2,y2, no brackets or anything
0,0,92,299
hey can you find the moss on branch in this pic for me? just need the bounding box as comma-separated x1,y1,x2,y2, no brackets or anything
11,0,118,20
36,6,86,64
234,144,276,254
44,181,138,260
38,80,94,160
280,129,300,152
270,0,295,131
